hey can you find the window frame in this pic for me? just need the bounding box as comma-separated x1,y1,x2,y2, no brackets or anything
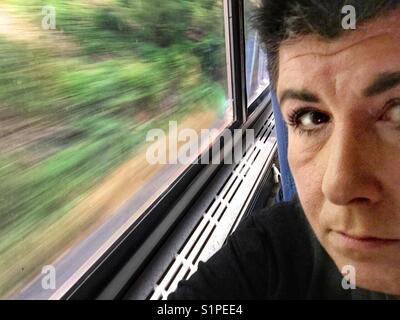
243,0,272,115
57,0,271,300
123,95,275,300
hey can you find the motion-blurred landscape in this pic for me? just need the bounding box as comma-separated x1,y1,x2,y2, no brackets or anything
0,0,229,298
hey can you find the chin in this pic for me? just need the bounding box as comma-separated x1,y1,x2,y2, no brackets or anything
328,247,400,296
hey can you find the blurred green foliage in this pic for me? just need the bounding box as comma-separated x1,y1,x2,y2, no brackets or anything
0,0,228,296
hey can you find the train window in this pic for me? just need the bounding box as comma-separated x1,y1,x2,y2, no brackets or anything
0,0,232,299
244,0,270,106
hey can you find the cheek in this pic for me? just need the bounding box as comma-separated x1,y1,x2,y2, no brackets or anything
287,137,325,220
378,149,400,212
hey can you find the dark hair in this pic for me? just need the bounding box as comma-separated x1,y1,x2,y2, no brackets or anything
252,0,400,85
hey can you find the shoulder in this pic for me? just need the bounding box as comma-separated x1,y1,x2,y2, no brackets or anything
228,199,318,298
171,199,318,299
234,198,313,251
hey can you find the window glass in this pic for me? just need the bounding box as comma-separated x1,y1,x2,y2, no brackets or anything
0,0,232,299
244,0,270,106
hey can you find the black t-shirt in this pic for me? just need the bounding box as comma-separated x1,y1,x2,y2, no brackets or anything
168,199,393,300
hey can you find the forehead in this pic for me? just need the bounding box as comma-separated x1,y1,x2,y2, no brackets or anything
277,9,400,100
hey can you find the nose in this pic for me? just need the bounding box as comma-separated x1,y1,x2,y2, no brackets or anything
321,122,383,206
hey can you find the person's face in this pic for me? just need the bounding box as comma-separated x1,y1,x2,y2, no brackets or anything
277,10,400,296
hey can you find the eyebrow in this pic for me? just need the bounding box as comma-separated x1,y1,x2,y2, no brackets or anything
363,71,400,97
279,89,320,106
279,71,400,105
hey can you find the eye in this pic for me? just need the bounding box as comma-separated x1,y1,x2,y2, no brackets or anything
381,101,400,124
288,108,330,133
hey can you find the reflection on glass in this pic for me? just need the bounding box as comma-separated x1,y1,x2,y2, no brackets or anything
0,0,231,299
244,0,270,105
